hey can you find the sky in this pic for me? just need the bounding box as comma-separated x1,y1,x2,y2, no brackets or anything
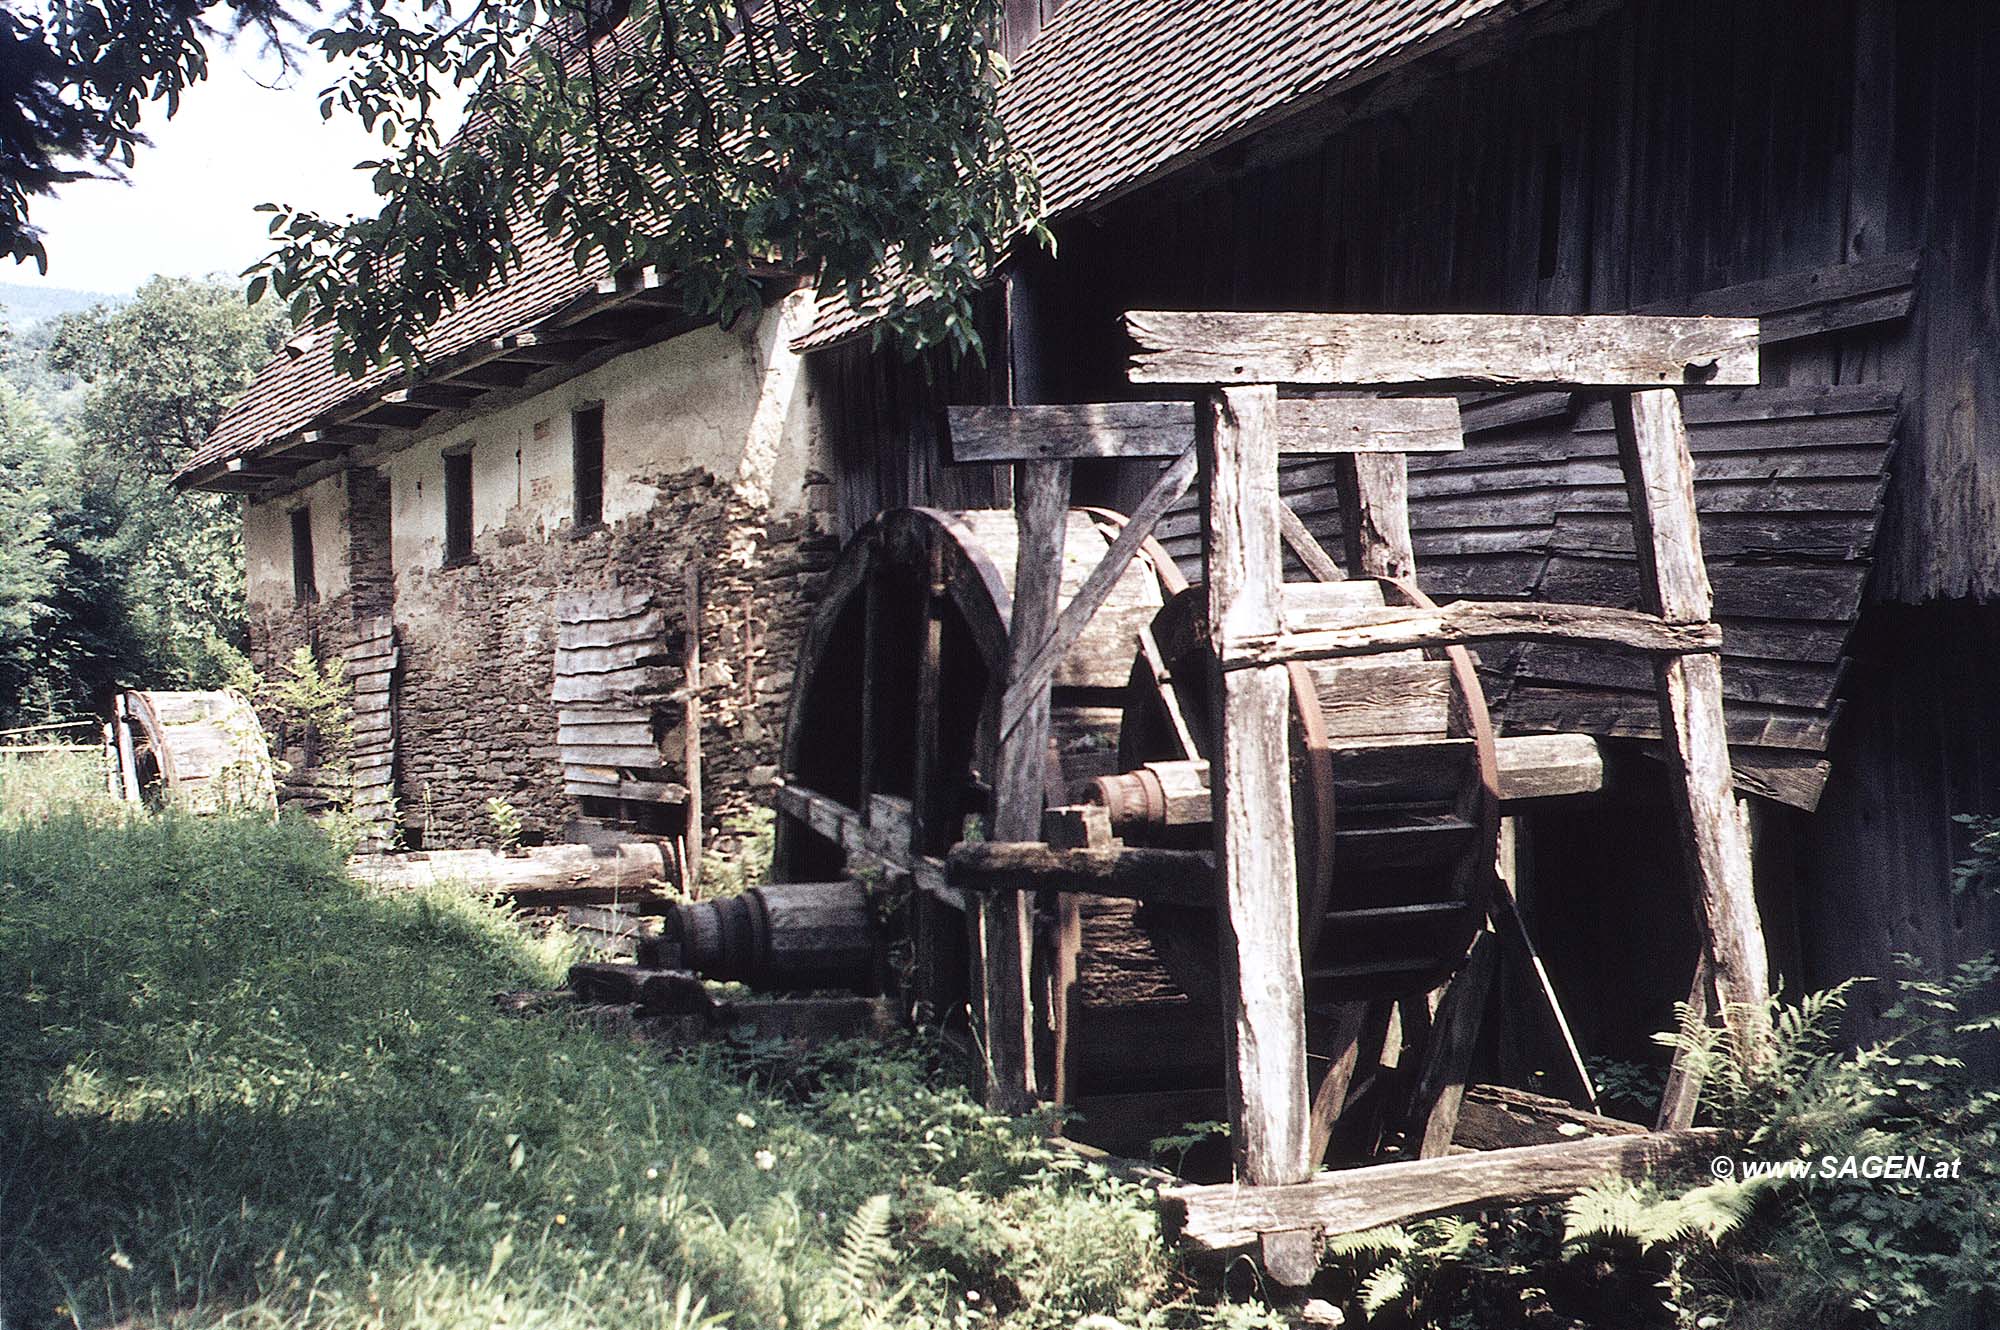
8,39,405,298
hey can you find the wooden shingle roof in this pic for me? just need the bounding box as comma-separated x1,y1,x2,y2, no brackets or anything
797,0,1544,351
188,0,1541,481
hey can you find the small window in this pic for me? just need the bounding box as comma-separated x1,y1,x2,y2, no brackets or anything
444,450,473,564
573,405,605,528
290,508,317,604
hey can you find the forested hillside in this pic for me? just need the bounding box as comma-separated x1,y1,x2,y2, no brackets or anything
0,277,286,725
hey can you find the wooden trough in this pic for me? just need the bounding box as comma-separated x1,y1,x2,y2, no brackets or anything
641,311,1774,1286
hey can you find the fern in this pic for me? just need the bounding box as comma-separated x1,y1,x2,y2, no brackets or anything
833,1193,895,1299
1564,1176,1771,1253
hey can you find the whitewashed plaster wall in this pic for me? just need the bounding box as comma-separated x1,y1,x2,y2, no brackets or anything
240,287,819,612
243,469,351,614
384,288,818,579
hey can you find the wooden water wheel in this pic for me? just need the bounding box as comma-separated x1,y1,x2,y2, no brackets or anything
1112,576,1501,1012
768,505,1178,1024
113,689,277,813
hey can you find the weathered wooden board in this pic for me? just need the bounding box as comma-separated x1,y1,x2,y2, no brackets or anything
556,587,654,624
1307,659,1452,738
1506,685,1833,751
1161,1129,1727,1250
557,612,668,651
1127,312,1760,387
946,398,1464,461
1227,599,1720,667
555,641,676,676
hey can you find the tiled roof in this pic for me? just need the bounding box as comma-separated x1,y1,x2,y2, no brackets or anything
796,0,1539,350
182,227,618,481
181,16,676,486
189,0,1537,480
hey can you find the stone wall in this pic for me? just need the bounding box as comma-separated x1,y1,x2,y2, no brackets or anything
240,294,833,859
386,469,835,850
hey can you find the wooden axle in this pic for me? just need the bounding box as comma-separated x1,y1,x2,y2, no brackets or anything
657,881,876,993
1087,733,1608,835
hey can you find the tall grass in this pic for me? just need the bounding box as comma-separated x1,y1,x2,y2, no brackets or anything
0,749,120,824
0,804,1205,1330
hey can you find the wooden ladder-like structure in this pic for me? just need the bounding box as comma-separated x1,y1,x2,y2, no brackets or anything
947,310,1776,1284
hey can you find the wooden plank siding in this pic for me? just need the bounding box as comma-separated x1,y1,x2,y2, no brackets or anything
797,0,2000,1056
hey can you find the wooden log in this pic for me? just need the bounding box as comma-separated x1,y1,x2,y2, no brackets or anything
948,842,1213,905
350,842,670,900
1613,390,1772,1051
1222,600,1722,668
1127,312,1760,388
1161,1128,1729,1250
663,881,875,992
983,458,1071,1110
1202,383,1313,1187
946,398,1465,461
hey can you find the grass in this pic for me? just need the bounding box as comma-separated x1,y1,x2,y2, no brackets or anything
0,765,1232,1330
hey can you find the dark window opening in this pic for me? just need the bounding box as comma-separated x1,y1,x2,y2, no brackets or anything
444,450,473,564
573,406,605,528
1537,143,1565,283
291,508,317,604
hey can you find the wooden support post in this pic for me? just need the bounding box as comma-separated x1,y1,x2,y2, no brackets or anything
911,537,947,854
1408,932,1498,1158
1612,390,1772,1052
683,562,704,889
1200,384,1313,1197
1307,1001,1369,1164
112,696,141,803
1656,956,1716,1131
1335,453,1416,581
982,459,1070,1111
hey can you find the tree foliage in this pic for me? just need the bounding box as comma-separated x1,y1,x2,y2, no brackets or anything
5,0,1041,370
0,382,70,712
0,277,286,723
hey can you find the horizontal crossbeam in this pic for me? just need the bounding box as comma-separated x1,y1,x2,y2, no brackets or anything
946,398,1464,462
1126,312,1760,388
1219,600,1722,668
1161,1128,1727,1249
947,842,1214,904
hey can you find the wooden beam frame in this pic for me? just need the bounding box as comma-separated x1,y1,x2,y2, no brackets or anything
946,398,1465,462
1200,384,1314,1196
1127,312,1761,387
1161,1128,1728,1250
